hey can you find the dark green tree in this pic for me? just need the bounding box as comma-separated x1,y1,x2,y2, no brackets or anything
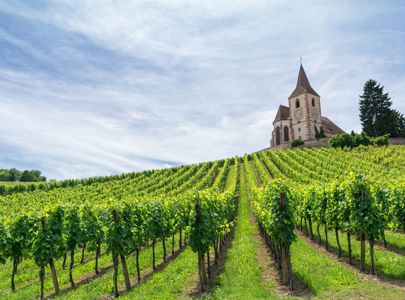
314,126,320,140
390,110,405,137
359,79,405,137
359,79,393,136
9,169,21,182
20,171,35,182
19,170,46,182
0,169,22,182
319,126,326,138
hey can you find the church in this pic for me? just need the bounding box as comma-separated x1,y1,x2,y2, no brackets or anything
270,64,343,148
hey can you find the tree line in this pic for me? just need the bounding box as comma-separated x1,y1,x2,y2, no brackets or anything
0,169,46,182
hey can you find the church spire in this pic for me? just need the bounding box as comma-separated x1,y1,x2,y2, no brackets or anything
288,64,319,98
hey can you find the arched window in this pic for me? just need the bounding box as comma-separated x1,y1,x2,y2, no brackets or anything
284,126,289,142
275,126,281,145
312,98,315,107
295,99,300,108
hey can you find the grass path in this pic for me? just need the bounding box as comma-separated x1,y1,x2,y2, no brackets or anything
205,165,280,300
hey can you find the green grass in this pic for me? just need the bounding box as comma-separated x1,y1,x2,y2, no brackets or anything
0,247,113,299
204,166,280,300
0,235,186,299
384,230,405,251
291,237,404,299
56,236,185,299
307,223,405,279
295,235,405,299
291,237,358,294
121,248,197,299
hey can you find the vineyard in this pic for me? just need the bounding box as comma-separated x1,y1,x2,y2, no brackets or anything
0,145,405,299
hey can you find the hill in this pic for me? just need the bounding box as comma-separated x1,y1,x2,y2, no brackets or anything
0,145,404,299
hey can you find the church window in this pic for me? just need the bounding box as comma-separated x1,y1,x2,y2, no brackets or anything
298,127,301,132
283,126,289,142
295,99,300,108
312,98,315,106
275,126,281,145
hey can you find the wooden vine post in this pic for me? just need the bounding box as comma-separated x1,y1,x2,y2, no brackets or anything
111,209,131,296
136,248,141,284
279,192,293,290
41,216,61,296
360,190,366,272
195,200,207,291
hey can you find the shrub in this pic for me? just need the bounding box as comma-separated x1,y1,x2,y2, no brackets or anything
353,132,371,147
371,134,389,146
329,132,389,149
329,133,353,149
291,139,304,148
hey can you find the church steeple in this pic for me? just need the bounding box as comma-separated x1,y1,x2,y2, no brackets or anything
288,64,319,98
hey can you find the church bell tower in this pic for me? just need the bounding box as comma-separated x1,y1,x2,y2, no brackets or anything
288,64,322,140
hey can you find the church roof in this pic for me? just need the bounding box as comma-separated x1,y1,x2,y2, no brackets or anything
273,105,290,123
321,116,344,134
289,64,320,98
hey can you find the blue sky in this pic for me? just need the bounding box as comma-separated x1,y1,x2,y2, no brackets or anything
0,1,405,179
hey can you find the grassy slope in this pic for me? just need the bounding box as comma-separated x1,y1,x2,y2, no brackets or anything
2,152,405,299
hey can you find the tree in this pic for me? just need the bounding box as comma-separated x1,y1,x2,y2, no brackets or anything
359,80,392,136
319,126,326,138
390,110,405,137
19,170,46,182
0,171,11,182
0,169,21,182
9,169,21,182
314,126,320,140
359,79,404,137
20,171,35,182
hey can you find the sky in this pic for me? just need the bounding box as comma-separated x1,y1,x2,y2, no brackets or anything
0,1,405,180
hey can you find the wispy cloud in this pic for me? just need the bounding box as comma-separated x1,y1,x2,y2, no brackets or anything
0,1,404,179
